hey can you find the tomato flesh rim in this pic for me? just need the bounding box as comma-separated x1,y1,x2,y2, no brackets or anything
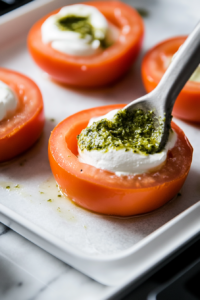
0,68,45,161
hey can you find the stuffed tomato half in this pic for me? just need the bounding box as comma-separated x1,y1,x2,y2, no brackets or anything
48,104,193,216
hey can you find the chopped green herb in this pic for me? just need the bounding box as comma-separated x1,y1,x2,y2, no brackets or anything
58,195,62,197
57,16,93,37
40,191,44,194
47,199,52,202
56,15,109,48
6,186,10,189
136,8,149,17
78,109,164,155
50,118,55,122
15,185,20,188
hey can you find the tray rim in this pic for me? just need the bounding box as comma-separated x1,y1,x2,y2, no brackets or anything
0,201,199,287
0,0,200,290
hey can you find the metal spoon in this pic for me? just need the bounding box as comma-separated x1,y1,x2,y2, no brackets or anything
125,21,200,152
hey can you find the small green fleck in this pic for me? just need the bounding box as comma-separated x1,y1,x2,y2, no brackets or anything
68,155,71,157
19,159,27,166
15,184,20,188
40,191,44,194
56,184,58,187
47,199,52,202
6,186,10,189
50,118,55,122
58,195,62,197
136,8,149,17
57,207,61,212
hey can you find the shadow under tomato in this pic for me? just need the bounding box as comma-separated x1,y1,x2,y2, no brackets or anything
47,59,146,105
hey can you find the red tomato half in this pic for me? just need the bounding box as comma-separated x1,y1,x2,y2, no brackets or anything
0,68,45,162
142,37,200,123
48,104,193,216
28,1,144,87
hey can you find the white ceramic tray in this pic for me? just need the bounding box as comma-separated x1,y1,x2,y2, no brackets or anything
0,0,200,293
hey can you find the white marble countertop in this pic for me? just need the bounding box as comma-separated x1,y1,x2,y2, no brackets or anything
0,223,114,300
0,0,200,299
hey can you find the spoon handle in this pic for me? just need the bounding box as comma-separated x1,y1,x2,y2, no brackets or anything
157,21,200,114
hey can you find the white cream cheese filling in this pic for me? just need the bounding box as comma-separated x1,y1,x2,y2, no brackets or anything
41,4,117,56
78,109,177,176
0,80,18,122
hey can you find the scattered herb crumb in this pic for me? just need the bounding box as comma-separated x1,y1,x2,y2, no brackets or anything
57,207,61,212
19,159,27,166
47,199,52,202
136,8,149,17
58,195,62,197
68,155,71,157
50,118,55,122
40,191,44,194
6,186,10,189
15,184,20,188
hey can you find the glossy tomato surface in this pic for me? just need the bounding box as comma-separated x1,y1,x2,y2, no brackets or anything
142,36,200,123
49,104,193,216
28,1,144,88
0,68,45,162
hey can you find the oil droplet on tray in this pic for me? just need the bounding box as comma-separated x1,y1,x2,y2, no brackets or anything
38,176,77,222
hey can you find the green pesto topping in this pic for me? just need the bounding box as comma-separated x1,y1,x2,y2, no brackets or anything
56,15,108,48
57,16,94,37
77,109,164,155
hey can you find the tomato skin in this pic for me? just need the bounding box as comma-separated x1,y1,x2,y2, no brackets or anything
142,37,200,123
0,68,45,162
48,104,193,216
28,1,144,88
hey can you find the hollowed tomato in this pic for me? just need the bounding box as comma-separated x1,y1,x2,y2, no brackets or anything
0,68,45,162
48,104,193,216
28,1,144,88
142,36,200,123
